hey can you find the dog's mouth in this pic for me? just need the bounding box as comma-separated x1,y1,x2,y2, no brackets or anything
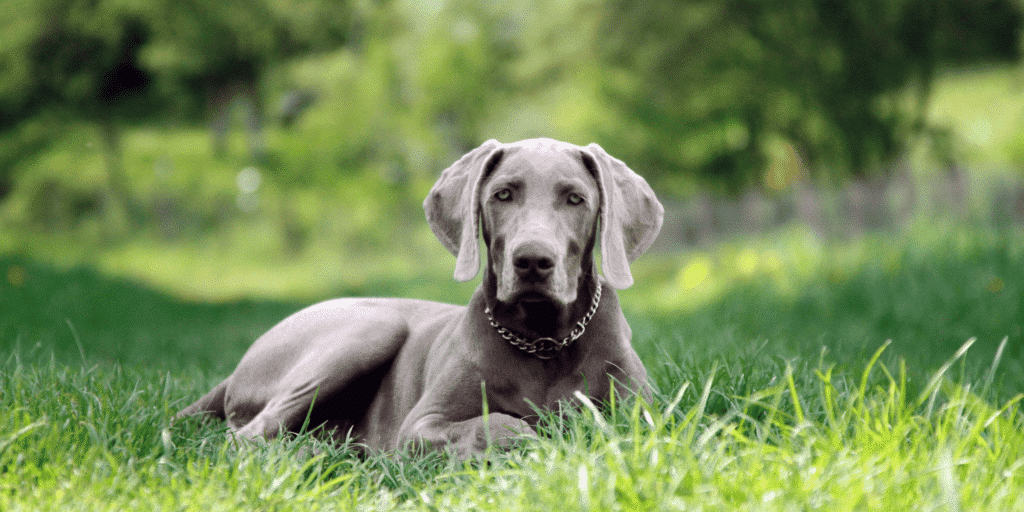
515,290,554,303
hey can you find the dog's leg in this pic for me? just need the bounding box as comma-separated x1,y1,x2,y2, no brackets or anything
176,378,229,420
227,312,410,441
401,413,536,459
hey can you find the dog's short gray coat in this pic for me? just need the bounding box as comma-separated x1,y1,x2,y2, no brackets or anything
178,138,664,458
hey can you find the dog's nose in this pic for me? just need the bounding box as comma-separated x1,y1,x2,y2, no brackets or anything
512,241,556,280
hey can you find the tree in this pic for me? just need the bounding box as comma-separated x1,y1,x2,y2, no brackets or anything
141,0,355,158
0,0,162,213
0,0,357,202
599,0,1022,192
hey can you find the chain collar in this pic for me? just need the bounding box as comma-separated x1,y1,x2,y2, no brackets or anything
484,283,602,360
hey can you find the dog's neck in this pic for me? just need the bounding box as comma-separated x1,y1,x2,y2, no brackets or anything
481,258,601,342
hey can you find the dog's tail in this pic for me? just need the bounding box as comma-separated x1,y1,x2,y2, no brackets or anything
176,378,229,421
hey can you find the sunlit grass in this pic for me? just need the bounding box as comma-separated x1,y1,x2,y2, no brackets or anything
628,219,1024,316
924,66,1024,169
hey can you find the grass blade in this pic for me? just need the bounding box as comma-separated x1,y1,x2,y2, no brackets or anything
916,338,977,413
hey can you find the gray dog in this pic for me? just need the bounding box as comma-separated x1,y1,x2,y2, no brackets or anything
178,138,664,458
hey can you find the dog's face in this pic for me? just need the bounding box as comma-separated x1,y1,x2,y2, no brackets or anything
424,138,664,337
479,145,601,329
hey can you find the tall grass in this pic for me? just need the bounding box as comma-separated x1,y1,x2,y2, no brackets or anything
2,336,1021,510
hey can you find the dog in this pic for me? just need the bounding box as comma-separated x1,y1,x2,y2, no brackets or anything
178,138,664,458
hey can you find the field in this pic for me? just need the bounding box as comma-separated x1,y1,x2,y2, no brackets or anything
2,223,1023,510
2,67,1024,509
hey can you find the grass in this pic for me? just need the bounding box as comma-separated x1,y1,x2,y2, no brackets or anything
2,225,1023,510
5,350,1023,511
631,223,1024,398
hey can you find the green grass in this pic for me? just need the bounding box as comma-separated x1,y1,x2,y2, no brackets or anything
0,255,302,373
3,346,1022,510
630,224,1024,399
2,227,1023,510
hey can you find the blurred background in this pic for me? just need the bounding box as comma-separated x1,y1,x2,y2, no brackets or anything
1,0,1023,314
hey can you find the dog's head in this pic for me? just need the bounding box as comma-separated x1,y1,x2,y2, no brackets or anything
424,138,663,336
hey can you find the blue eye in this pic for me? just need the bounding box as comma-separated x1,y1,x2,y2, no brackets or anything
494,189,512,201
568,192,584,205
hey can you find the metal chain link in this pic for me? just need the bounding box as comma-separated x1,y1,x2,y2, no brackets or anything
484,283,602,360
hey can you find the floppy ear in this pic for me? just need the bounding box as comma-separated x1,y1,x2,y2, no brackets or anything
424,139,505,282
583,143,664,289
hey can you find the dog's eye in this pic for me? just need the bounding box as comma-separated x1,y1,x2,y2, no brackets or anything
494,189,512,201
567,192,584,205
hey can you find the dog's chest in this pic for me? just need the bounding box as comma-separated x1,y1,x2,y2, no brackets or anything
488,361,608,416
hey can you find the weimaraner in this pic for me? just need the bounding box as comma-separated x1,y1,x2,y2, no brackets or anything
178,138,664,458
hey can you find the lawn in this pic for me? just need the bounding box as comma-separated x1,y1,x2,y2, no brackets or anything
2,223,1022,510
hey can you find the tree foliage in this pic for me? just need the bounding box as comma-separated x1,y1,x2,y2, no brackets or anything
141,0,354,116
0,0,157,125
0,0,358,199
599,0,1022,190
0,0,1021,200
0,0,165,203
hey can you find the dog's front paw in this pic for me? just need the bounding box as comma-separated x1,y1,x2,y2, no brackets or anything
475,413,535,452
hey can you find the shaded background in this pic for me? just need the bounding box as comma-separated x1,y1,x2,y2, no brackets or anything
1,0,1023,380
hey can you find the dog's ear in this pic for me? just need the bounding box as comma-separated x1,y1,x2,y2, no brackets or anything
582,143,664,289
424,139,505,282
